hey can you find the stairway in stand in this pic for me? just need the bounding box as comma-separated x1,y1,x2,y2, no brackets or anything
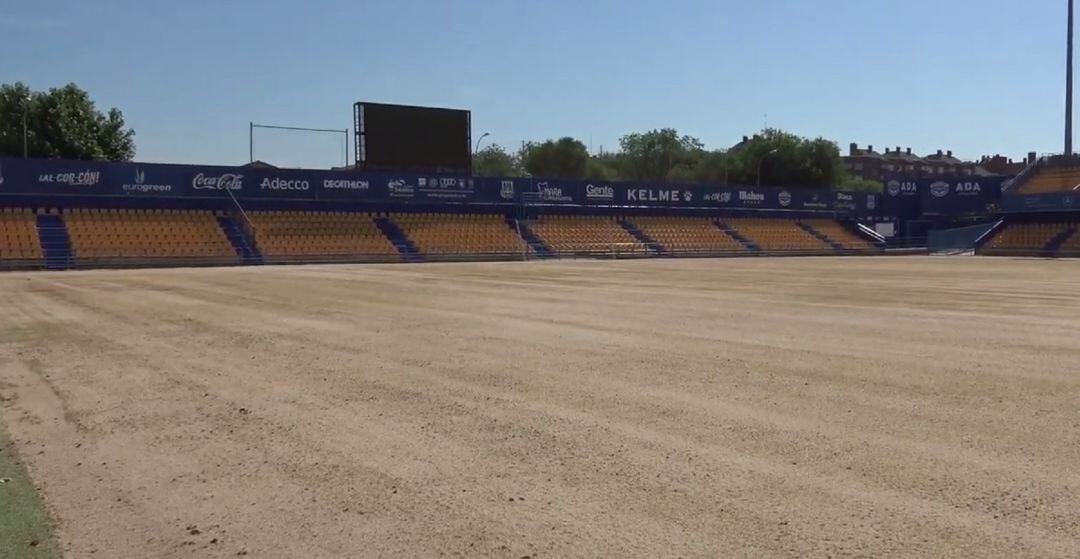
713,220,760,252
375,217,424,262
508,219,554,258
618,219,666,255
797,222,845,251
1044,226,1078,257
36,212,73,270
217,215,263,265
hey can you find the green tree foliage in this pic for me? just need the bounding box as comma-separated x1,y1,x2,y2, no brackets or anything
585,152,621,181
617,128,704,182
692,150,733,185
0,82,135,160
459,128,849,190
665,163,696,184
521,137,588,179
473,143,521,176
724,129,845,188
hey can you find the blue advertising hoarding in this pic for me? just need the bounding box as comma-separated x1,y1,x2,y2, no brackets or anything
832,191,881,219
0,159,109,196
1000,191,1080,213
881,177,922,220
880,175,1007,218
918,176,1004,216
1,157,888,216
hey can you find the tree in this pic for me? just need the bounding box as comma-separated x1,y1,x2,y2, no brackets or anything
520,137,588,179
0,82,135,160
618,128,704,182
585,152,621,181
797,137,846,188
617,128,708,182
665,164,696,184
473,143,522,176
724,129,844,188
692,150,733,185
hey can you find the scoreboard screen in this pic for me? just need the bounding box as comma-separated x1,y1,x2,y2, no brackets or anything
354,102,471,175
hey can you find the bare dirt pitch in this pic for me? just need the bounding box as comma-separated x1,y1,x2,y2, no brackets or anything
1,257,1079,558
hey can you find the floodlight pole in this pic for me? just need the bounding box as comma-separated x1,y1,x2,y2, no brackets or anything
1067,0,1075,156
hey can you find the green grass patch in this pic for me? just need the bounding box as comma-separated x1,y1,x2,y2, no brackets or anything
0,427,60,559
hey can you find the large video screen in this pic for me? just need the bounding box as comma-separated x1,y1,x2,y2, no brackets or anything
355,102,471,174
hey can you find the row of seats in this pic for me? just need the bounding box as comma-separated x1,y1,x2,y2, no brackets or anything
247,211,397,258
800,219,874,250
67,208,206,217
722,218,831,251
530,215,647,254
1016,168,1080,194
622,217,873,253
393,213,528,255
627,216,746,253
66,209,236,260
984,223,1075,251
1,207,880,264
0,208,43,261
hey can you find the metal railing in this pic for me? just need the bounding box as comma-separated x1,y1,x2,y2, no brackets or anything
977,247,1066,258
0,257,46,271
1003,158,1041,193
0,243,902,272
881,237,929,253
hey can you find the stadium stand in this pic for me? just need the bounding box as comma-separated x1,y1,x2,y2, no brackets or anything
530,215,647,255
722,218,832,252
982,222,1075,253
65,208,237,262
0,205,894,269
628,216,747,254
1016,167,1080,193
247,211,398,260
391,213,527,257
0,207,43,263
801,219,876,250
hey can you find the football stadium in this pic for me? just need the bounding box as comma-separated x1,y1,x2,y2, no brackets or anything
3,3,1080,559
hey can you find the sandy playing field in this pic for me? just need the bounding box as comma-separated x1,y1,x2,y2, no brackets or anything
1,256,1079,558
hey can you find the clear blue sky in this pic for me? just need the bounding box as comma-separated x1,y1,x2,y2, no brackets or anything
1,0,1072,168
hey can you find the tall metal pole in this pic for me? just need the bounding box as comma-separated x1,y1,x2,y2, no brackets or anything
1068,0,1075,156
723,152,729,186
249,122,254,163
757,148,777,188
23,94,30,158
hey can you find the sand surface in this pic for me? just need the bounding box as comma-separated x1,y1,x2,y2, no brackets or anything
1,257,1079,558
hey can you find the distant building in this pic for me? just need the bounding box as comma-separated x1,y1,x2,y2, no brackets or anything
843,144,886,181
844,143,1033,182
976,153,1032,176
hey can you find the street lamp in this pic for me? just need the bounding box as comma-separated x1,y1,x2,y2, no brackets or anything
757,148,778,188
23,93,31,158
474,132,490,154
722,150,729,185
